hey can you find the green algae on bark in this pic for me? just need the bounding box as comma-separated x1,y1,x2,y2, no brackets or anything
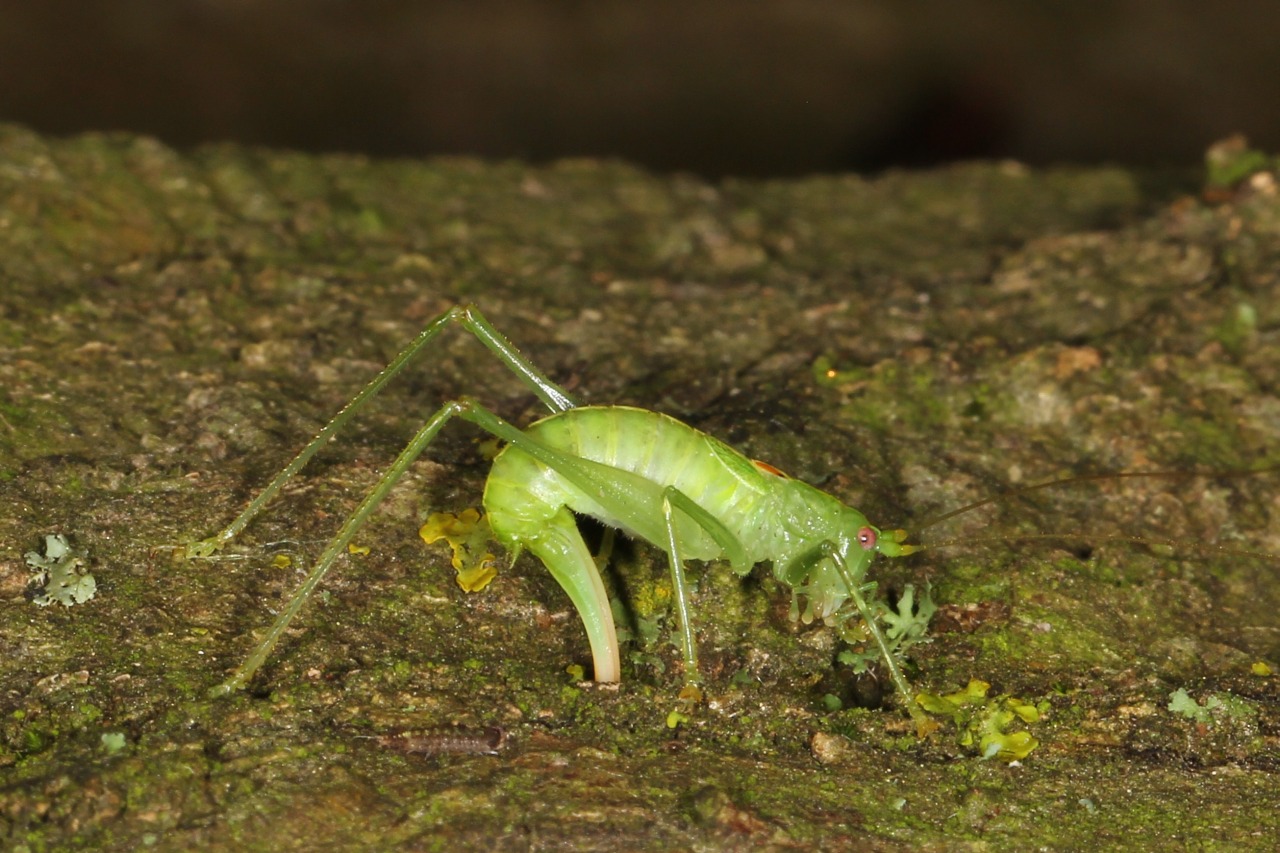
0,124,1278,850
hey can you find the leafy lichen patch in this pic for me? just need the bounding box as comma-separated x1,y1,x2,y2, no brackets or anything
24,534,95,607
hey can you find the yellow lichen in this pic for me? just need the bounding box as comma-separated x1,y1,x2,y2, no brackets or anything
917,679,1043,761
419,508,499,592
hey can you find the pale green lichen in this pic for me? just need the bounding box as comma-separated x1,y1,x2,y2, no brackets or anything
24,533,96,607
1168,688,1214,723
836,582,936,674
1167,688,1258,726
100,732,127,755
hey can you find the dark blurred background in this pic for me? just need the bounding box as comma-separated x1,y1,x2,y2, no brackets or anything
2,1,1277,177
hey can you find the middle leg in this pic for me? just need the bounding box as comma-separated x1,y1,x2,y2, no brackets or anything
659,486,749,693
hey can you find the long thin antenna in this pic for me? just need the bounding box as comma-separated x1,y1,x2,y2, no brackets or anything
908,465,1280,538
915,531,1279,563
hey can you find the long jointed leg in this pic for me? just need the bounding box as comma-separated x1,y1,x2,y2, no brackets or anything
661,494,700,686
822,542,933,731
188,304,576,559
659,487,748,693
213,400,469,695
211,399,620,695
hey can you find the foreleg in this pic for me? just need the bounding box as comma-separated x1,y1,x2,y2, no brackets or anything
822,543,932,731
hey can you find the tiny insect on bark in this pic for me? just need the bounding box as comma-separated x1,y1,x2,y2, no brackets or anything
369,726,506,757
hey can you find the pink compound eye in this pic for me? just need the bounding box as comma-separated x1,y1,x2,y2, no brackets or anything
856,527,877,550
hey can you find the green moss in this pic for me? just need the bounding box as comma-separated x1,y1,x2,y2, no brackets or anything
1204,138,1278,190
918,679,1044,760
4,127,1278,850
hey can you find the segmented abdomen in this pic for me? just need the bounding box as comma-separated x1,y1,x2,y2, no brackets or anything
483,406,778,561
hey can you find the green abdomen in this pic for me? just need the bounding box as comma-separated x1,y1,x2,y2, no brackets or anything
483,406,779,561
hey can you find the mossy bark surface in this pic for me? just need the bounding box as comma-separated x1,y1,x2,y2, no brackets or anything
1,125,1277,850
